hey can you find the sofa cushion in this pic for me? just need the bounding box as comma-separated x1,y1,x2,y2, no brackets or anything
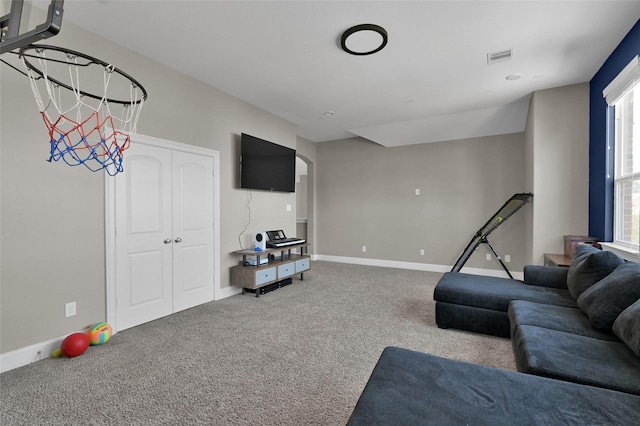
512,325,640,395
566,245,624,300
523,265,569,289
434,272,576,312
348,346,640,425
508,300,618,341
577,262,640,330
436,302,512,338
613,299,640,358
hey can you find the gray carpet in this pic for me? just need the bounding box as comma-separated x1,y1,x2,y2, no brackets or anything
1,261,515,425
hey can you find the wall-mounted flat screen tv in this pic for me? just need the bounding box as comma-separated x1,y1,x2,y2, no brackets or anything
240,133,296,192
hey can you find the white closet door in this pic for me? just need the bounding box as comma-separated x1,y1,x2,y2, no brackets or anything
171,151,214,312
115,143,173,331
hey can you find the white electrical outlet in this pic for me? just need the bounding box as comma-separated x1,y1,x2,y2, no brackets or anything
486,253,491,261
420,249,425,256
362,245,367,252
65,302,76,317
286,204,292,212
415,188,420,196
505,255,511,263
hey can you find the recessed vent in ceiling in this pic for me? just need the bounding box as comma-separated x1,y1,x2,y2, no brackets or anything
487,49,513,65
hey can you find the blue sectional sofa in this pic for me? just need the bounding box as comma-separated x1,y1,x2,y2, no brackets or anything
348,245,640,424
348,347,640,425
433,267,576,337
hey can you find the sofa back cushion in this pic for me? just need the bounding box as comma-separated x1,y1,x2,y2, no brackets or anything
566,245,624,300
613,299,640,358
577,262,640,330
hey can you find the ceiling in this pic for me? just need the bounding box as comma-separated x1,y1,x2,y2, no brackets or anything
47,1,640,146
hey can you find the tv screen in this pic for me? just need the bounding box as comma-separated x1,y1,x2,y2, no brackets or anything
241,133,296,192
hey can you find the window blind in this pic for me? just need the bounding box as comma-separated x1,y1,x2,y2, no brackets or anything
603,55,640,106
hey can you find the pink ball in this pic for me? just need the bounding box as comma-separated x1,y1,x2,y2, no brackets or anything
60,332,90,357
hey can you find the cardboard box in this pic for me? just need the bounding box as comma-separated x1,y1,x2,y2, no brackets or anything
564,235,598,259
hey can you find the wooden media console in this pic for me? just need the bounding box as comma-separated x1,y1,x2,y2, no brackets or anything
231,243,310,297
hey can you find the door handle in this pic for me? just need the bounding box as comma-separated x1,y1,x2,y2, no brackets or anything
174,237,182,243
164,239,172,244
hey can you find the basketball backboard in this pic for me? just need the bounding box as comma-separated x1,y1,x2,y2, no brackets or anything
0,0,63,54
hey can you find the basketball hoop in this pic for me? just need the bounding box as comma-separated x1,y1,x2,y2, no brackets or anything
18,44,147,176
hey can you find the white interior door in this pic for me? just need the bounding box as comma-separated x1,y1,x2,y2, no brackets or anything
115,143,173,331
114,143,215,331
172,151,214,312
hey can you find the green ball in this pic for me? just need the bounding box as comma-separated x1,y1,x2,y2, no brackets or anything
52,348,62,358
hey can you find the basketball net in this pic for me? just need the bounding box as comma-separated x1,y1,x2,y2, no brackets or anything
20,46,145,176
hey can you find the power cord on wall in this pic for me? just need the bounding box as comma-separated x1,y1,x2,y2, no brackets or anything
238,190,252,250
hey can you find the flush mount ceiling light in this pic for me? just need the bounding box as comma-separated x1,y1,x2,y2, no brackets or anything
341,24,388,56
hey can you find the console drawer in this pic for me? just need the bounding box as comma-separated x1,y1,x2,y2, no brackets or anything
296,258,310,273
278,262,295,278
255,267,277,286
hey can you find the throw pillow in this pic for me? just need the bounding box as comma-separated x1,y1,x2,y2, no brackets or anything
566,245,624,300
577,262,640,330
613,298,640,358
571,244,601,260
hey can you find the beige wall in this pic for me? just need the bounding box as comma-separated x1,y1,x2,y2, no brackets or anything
0,21,589,356
297,175,309,219
524,92,536,265
295,136,317,252
316,133,529,270
526,83,590,264
314,84,590,270
1,21,298,353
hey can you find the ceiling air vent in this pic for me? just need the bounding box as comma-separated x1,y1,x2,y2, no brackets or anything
487,49,513,65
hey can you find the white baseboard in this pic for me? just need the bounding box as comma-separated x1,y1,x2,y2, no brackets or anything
2,257,521,373
312,254,524,280
3,287,241,373
216,285,242,300
1,334,70,374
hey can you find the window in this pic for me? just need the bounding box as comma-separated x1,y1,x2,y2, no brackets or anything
613,83,640,250
604,55,640,252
